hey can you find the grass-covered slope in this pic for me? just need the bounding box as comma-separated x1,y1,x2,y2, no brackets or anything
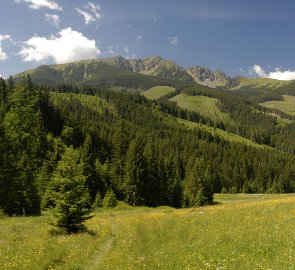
1,194,295,269
226,77,292,98
231,77,289,91
177,118,272,149
142,86,176,100
260,95,295,115
170,94,229,122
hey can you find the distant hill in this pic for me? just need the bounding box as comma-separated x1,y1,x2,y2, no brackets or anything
14,58,189,91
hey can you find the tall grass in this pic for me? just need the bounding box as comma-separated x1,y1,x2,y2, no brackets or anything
1,194,295,269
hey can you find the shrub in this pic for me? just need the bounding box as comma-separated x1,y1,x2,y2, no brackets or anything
103,190,118,208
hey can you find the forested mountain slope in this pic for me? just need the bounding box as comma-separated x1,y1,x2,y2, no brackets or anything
1,75,295,217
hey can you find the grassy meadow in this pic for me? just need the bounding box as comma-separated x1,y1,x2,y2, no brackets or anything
260,95,295,116
1,194,295,269
170,94,229,122
231,77,289,91
142,86,176,100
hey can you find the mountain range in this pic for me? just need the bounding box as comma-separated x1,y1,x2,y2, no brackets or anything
15,56,292,92
3,54,295,219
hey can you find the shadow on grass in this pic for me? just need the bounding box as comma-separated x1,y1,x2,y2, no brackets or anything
49,226,97,236
212,201,222,206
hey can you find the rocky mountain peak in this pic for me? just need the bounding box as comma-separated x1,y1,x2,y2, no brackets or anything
187,66,231,87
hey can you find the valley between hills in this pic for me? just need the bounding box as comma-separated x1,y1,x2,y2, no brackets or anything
1,56,295,269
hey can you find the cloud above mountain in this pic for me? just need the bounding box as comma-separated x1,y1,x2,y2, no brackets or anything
18,27,100,64
168,36,178,46
0,35,12,61
44,13,60,27
15,0,62,10
250,65,295,81
75,2,101,25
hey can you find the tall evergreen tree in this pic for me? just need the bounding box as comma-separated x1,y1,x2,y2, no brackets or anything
0,78,7,115
37,136,65,196
0,124,20,215
7,75,14,94
111,120,129,199
80,133,99,201
142,140,159,206
3,79,46,215
124,137,145,206
43,147,92,233
183,158,214,207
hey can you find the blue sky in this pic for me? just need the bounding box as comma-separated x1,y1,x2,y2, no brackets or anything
1,0,295,80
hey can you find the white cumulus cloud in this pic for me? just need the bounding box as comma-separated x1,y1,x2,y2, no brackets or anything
168,36,178,46
15,0,62,10
250,64,295,81
268,69,295,80
18,27,100,64
0,35,11,61
76,2,101,25
250,64,267,78
0,49,7,61
107,46,117,55
44,13,60,27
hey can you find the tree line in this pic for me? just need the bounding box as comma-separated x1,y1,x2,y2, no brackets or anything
1,78,295,223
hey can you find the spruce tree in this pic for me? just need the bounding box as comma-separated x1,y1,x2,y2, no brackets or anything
111,120,129,199
0,78,7,115
3,79,46,215
0,124,20,215
102,189,118,208
183,158,214,207
142,140,159,206
43,147,92,233
80,133,99,201
124,137,145,206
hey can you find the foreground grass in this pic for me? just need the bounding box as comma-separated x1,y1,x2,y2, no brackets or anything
1,194,295,269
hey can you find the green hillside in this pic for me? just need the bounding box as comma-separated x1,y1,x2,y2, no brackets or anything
170,94,229,122
178,119,271,149
260,95,295,115
143,86,176,100
226,77,291,98
50,92,115,114
230,77,289,91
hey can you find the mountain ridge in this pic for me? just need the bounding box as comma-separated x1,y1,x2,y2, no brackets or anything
13,55,293,91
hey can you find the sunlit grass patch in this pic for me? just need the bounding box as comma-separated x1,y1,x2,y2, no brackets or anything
143,86,176,100
1,194,295,269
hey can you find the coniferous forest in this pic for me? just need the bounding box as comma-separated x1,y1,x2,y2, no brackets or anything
1,75,295,221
